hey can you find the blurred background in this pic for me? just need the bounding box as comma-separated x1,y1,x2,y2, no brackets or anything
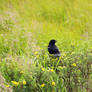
0,0,92,48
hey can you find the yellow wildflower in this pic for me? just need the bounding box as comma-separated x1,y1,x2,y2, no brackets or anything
42,68,45,71
5,85,10,88
20,70,24,74
23,80,26,85
52,81,56,86
49,69,54,72
71,63,77,67
11,81,19,86
41,83,45,87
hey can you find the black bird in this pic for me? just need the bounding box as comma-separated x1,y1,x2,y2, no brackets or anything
48,39,61,57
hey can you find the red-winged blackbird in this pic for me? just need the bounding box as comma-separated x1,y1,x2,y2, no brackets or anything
48,39,61,57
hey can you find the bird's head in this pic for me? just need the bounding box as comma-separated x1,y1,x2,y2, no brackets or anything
49,39,57,45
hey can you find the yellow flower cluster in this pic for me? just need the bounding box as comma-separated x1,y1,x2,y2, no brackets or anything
49,69,54,72
71,63,77,67
12,81,19,86
23,80,26,85
52,81,56,86
40,82,56,88
41,83,45,87
5,85,10,88
20,70,24,74
42,68,45,71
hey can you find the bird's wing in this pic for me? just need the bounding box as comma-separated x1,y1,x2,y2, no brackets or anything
54,45,60,54
53,46,61,56
48,45,61,56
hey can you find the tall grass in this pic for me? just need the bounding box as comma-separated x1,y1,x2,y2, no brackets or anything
0,0,92,92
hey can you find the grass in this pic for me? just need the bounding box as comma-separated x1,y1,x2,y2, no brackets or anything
0,0,92,92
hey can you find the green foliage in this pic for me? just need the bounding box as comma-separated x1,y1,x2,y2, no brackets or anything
0,0,92,92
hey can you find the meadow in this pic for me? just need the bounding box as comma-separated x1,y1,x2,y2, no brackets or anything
0,0,92,92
